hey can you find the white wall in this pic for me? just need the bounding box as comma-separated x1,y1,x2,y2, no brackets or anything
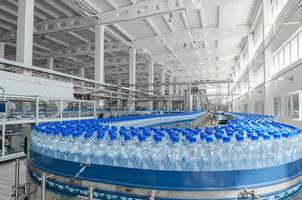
233,61,302,127
0,71,74,99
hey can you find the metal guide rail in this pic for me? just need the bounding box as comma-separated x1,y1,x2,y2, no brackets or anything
27,149,302,200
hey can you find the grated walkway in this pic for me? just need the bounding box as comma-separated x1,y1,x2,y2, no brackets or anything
0,159,26,200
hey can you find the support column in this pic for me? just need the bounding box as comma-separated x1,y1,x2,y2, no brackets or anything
186,86,193,112
79,66,85,78
263,0,274,115
0,42,4,69
117,78,122,108
174,77,179,95
47,58,54,80
247,34,254,112
16,0,34,75
148,60,154,110
79,66,85,89
95,24,105,107
160,69,166,110
167,76,173,110
128,48,136,110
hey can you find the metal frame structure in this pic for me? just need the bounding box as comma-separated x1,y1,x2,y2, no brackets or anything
0,94,96,163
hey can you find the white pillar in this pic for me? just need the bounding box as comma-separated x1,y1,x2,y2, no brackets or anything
186,86,193,112
79,66,85,88
148,60,154,110
95,24,105,82
0,42,4,69
47,57,54,80
160,70,166,96
263,0,274,115
95,24,105,107
128,48,136,110
16,0,34,75
160,69,166,110
117,78,122,108
167,76,173,110
79,67,85,78
247,34,254,112
174,77,179,95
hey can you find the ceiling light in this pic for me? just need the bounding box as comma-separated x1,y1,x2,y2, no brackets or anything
168,13,175,23
190,41,196,49
276,76,294,81
183,43,188,49
41,36,47,43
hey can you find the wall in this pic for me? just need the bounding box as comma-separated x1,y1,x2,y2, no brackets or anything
0,71,74,99
234,61,302,127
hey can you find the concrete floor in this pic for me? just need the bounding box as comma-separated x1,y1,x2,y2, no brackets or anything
0,159,26,200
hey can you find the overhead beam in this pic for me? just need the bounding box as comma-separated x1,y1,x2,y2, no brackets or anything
0,16,92,41
49,42,128,58
132,25,250,48
167,63,236,72
153,47,241,61
99,0,186,25
129,79,232,86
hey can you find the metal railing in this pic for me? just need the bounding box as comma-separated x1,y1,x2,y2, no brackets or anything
0,58,157,101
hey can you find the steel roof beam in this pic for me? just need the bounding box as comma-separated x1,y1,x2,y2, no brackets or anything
132,25,250,48
154,47,241,61
0,16,92,41
48,42,128,58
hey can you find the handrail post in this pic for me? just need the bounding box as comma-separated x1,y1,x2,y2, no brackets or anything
0,86,6,157
14,159,20,200
41,173,46,200
88,185,94,200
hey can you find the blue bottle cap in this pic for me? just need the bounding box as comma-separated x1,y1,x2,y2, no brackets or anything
206,136,214,143
274,133,281,139
215,133,223,140
153,135,163,142
223,136,231,143
124,134,131,141
251,135,258,141
189,137,197,143
138,134,146,142
263,134,270,140
200,133,207,140
235,134,244,142
171,136,180,143
282,132,289,138
97,132,104,140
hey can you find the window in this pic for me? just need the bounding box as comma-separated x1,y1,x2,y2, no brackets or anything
299,32,302,59
284,44,290,68
285,96,292,117
291,36,298,63
244,104,248,112
274,54,279,75
271,0,288,22
278,49,284,71
273,29,302,76
274,97,281,117
292,94,300,118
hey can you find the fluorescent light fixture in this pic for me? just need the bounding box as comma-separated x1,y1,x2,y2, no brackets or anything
275,76,293,81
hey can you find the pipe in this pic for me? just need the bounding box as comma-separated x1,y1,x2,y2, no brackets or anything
41,173,46,200
0,86,5,101
88,185,94,200
14,159,20,200
127,80,232,87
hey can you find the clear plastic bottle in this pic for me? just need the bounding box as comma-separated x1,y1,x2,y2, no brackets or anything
221,136,232,170
204,136,215,171
167,136,182,171
150,135,165,170
185,137,199,171
80,133,93,163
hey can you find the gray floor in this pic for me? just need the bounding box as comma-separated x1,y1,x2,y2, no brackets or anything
0,159,26,200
